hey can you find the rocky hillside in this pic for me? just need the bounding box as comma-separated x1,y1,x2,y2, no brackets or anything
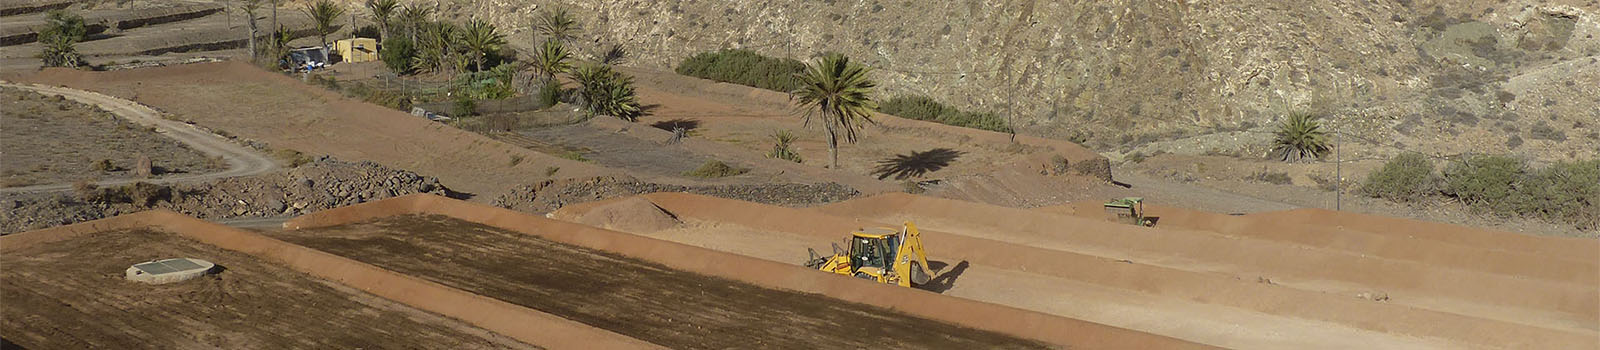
452,0,1597,162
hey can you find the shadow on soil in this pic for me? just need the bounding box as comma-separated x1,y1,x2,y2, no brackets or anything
649,118,698,132
918,260,969,294
873,148,963,180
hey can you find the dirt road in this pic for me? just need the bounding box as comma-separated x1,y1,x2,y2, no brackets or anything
0,83,277,194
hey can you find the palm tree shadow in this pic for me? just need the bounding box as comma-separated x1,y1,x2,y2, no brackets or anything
649,118,697,132
917,260,969,293
872,148,963,180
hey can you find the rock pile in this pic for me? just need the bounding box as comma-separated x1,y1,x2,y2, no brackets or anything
492,176,859,213
0,157,451,234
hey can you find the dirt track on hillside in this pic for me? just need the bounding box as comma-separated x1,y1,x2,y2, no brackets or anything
270,215,1052,350
0,83,278,194
13,62,614,198
551,192,1599,349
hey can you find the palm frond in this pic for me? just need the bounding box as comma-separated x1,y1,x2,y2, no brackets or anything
1271,112,1331,162
532,6,580,43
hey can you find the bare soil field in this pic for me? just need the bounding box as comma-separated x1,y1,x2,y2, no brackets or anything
269,214,1052,350
0,86,221,187
0,228,535,349
550,192,1600,349
11,62,617,198
620,67,1111,207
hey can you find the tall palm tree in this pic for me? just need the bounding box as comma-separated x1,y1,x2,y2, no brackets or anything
792,53,878,169
270,0,278,47
532,6,579,43
459,19,504,72
302,0,345,50
364,0,398,41
530,38,570,83
237,0,264,60
397,3,431,43
411,21,459,74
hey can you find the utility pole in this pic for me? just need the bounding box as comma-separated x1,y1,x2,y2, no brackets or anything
1335,117,1342,211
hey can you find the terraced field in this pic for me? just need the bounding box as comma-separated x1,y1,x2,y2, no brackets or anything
551,192,1600,349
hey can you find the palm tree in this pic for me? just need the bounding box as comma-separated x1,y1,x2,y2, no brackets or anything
530,39,571,83
459,19,505,72
38,9,86,67
532,6,579,43
397,3,431,43
572,63,641,121
237,0,263,60
1271,112,1331,162
411,21,459,74
270,0,278,47
364,0,398,41
302,0,346,50
792,53,878,169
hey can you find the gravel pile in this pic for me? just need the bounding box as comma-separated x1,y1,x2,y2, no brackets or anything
1,157,451,234
492,176,859,213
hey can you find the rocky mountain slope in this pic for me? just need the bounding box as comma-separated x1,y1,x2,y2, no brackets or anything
457,0,1595,162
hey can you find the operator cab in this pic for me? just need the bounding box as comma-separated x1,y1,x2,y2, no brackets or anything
848,227,902,275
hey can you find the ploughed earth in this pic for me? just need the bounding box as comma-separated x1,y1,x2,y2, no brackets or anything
269,215,1051,350
0,229,536,349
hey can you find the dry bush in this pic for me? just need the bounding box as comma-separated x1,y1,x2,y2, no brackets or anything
683,160,748,178
1249,171,1293,185
1362,152,1437,201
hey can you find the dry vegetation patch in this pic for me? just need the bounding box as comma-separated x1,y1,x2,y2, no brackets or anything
0,87,220,187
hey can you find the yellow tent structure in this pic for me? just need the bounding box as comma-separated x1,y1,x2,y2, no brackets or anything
333,38,379,63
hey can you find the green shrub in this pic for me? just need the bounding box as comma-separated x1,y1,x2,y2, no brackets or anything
452,97,477,117
683,160,748,178
380,36,417,75
1362,152,1437,201
675,49,806,91
1517,160,1600,229
534,79,561,108
878,95,1012,132
1442,154,1526,216
765,130,803,163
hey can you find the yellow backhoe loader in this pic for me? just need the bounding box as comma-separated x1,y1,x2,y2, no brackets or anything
805,221,932,287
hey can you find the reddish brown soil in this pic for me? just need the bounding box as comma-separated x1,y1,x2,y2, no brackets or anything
14,62,616,197
0,228,536,349
551,192,1598,349
268,214,1052,350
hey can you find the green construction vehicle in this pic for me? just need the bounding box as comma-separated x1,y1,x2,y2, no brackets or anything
1103,197,1153,226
